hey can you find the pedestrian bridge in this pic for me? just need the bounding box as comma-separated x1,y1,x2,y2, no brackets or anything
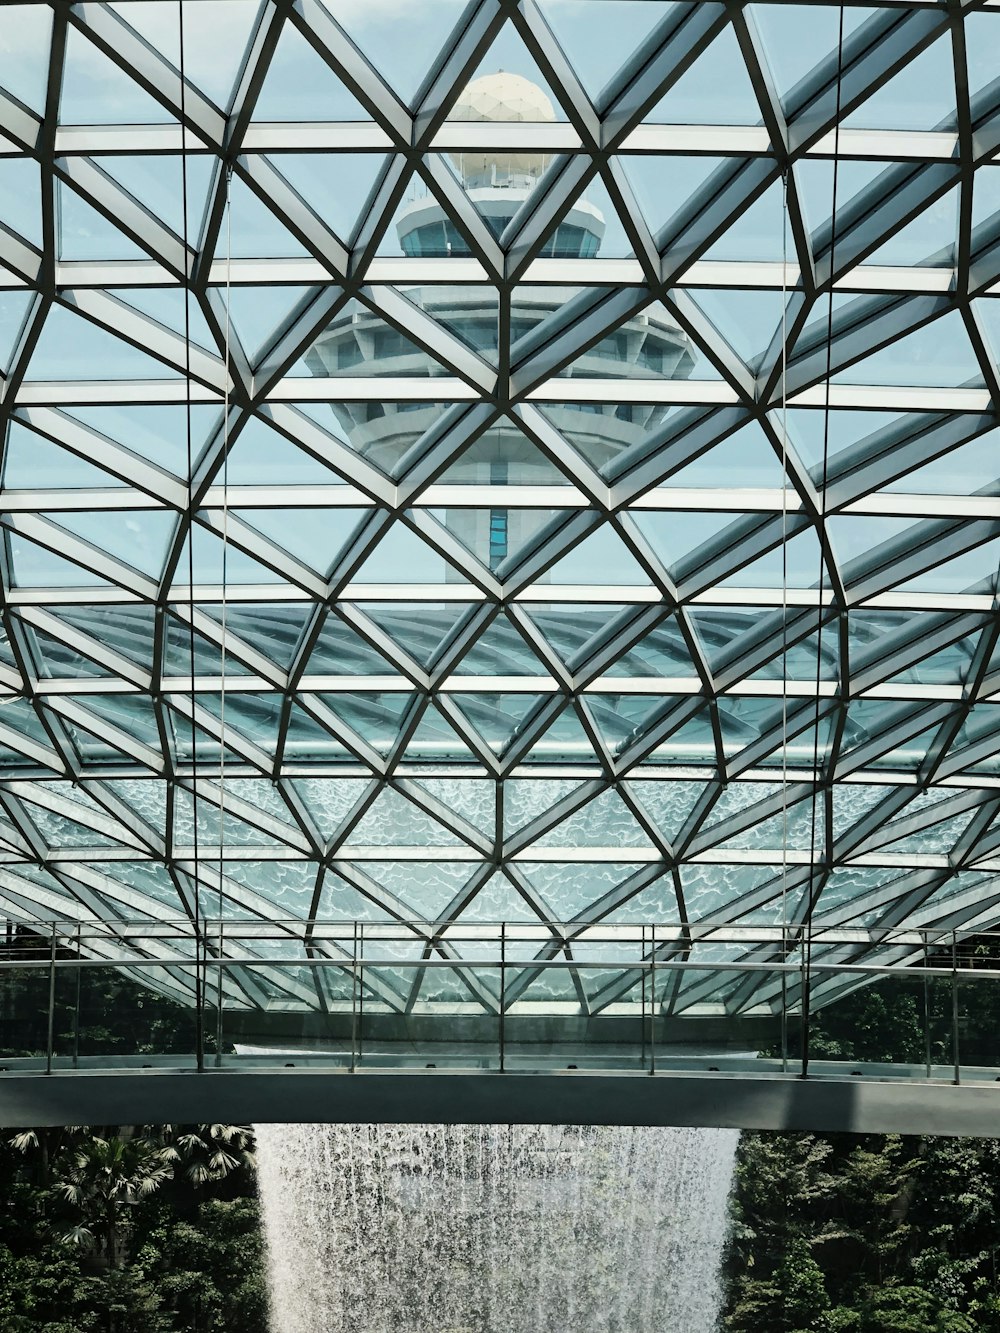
1,1056,1000,1139
1,917,998,1137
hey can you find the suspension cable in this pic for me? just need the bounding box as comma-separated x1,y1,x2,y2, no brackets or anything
780,166,790,1072
215,164,233,1059
178,0,204,1070
804,3,846,1078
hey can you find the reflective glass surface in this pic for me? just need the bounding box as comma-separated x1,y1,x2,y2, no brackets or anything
0,0,998,1022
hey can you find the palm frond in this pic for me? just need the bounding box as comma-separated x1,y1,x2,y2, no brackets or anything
59,1225,95,1249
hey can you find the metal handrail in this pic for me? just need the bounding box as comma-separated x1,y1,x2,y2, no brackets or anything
0,916,990,1087
0,917,995,946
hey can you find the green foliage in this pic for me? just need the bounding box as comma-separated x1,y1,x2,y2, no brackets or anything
0,1123,266,1332
726,977,1000,1332
0,938,264,1329
725,1130,1000,1332
807,982,930,1065
0,927,199,1061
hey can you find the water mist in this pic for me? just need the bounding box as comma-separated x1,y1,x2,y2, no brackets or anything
256,1122,737,1333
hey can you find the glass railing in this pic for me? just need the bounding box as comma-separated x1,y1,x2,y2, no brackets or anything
0,919,997,1083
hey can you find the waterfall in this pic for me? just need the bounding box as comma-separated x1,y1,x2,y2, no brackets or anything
255,1123,738,1333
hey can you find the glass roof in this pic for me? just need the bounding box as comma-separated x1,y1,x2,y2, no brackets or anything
0,0,998,1019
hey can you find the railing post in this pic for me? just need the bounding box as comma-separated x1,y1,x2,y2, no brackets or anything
350,921,358,1074
45,922,56,1076
649,922,656,1076
923,934,932,1079
195,911,204,1073
72,922,81,1070
499,922,506,1073
780,921,788,1075
640,923,647,1070
214,917,224,1068
800,923,809,1080
952,929,961,1085
784,933,789,1077
357,921,364,1067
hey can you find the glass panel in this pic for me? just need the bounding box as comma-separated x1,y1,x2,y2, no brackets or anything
0,5,53,113
844,34,957,132
619,154,727,236
110,0,263,113
25,307,180,381
0,160,42,245
557,301,713,378
58,183,148,262
535,1,672,100
60,25,174,125
0,0,996,1062
92,153,215,239
832,311,984,388
305,300,451,376
750,5,877,107
267,155,387,245
252,19,369,120
339,0,468,107
645,26,764,125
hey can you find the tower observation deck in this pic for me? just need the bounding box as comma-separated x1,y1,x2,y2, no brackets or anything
307,73,695,574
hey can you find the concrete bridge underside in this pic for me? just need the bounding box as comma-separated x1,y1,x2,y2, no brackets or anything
3,1061,1000,1138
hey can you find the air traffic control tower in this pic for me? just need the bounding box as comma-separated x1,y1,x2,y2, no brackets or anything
307,73,695,574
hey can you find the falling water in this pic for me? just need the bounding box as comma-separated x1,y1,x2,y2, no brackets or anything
255,1123,738,1333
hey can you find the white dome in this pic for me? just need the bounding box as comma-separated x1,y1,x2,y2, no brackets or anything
448,72,555,185
450,71,556,125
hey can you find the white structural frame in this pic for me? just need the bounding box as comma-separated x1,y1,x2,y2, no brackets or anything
0,0,997,1029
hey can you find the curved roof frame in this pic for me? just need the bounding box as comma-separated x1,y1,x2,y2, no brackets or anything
0,0,996,1018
